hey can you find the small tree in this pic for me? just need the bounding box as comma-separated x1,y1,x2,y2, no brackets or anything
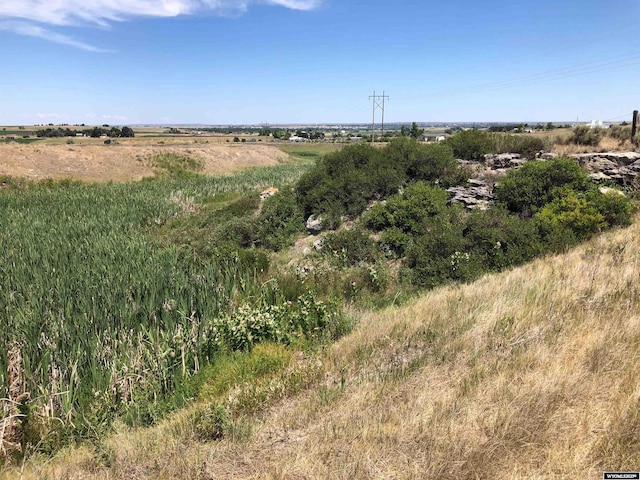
409,122,424,140
121,126,135,138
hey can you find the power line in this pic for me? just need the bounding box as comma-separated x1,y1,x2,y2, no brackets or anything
423,52,640,99
369,90,389,142
603,112,633,122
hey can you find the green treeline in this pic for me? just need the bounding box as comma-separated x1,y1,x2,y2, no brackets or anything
35,126,135,138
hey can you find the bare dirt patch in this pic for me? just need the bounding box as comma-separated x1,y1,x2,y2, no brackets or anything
0,143,290,183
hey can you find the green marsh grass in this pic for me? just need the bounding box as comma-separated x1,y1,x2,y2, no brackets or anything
0,162,319,450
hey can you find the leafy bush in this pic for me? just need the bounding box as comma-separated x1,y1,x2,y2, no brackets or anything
534,189,607,250
495,158,589,216
403,217,473,288
445,129,493,161
322,228,378,267
379,227,411,258
585,188,635,228
256,190,305,251
363,182,450,235
210,292,344,351
296,143,401,220
491,134,549,159
383,138,466,186
463,208,544,270
296,139,467,223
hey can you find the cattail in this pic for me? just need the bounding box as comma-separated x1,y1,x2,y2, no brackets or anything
1,342,25,459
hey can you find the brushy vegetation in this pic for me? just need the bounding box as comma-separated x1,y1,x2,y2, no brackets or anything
296,139,467,226
15,211,640,480
295,137,633,291
445,129,550,161
1,134,637,470
565,125,606,147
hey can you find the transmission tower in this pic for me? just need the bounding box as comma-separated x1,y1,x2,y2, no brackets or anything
369,91,389,143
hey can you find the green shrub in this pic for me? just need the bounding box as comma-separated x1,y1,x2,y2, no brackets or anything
403,217,474,288
463,207,544,270
585,188,634,227
379,227,411,257
295,139,466,223
495,158,589,216
407,142,467,186
256,190,305,251
534,189,606,250
445,129,493,161
363,182,450,235
296,143,401,220
490,134,549,159
322,228,378,267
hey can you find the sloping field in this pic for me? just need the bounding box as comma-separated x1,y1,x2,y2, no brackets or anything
13,216,640,479
0,143,289,182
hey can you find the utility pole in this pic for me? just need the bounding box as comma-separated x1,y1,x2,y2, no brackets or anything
632,110,639,141
369,91,389,143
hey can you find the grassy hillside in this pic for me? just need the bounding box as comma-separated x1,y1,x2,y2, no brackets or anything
10,214,640,479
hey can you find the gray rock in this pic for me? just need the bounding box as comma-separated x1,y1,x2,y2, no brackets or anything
447,184,494,210
571,152,640,167
484,153,522,169
306,215,324,234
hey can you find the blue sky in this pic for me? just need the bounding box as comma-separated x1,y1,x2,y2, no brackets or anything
0,0,638,125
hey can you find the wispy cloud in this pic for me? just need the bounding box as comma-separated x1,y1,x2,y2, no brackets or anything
0,21,109,52
102,114,128,121
35,112,71,122
0,1,322,27
0,0,322,50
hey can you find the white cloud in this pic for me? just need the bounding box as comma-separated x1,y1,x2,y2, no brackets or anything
0,0,322,51
0,21,109,51
102,114,128,121
35,112,71,121
0,0,322,27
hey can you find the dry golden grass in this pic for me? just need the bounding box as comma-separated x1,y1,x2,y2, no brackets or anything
0,143,290,182
6,219,640,479
553,136,636,155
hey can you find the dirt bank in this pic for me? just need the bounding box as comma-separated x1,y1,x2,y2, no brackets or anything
0,143,290,182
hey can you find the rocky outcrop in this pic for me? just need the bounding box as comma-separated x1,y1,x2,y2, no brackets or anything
449,151,640,209
484,153,528,170
447,179,494,210
569,152,640,185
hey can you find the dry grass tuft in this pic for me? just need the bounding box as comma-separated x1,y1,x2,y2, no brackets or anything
7,218,640,479
553,135,637,155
